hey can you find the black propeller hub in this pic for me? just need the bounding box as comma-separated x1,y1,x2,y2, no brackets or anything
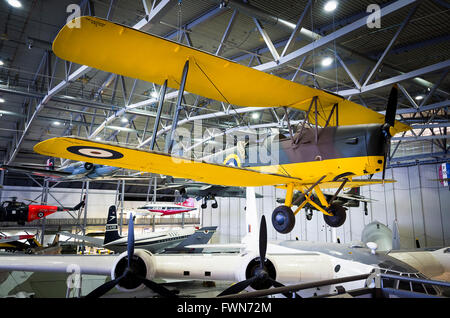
114,256,147,290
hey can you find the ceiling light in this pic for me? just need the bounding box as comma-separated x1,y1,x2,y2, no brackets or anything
0,98,4,103
121,117,128,123
7,0,22,8
95,137,102,141
151,91,159,98
321,56,333,67
415,95,424,101
324,1,338,12
252,113,260,119
0,60,4,66
53,121,61,126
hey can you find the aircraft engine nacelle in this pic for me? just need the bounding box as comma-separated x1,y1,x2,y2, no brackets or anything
111,249,156,293
235,252,336,293
83,162,95,173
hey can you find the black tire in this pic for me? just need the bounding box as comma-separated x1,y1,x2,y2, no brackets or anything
306,212,313,221
323,203,347,227
211,202,218,209
201,203,207,209
271,205,295,234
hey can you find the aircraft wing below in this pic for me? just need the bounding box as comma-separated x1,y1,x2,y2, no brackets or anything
335,193,375,202
52,16,410,133
59,231,104,247
317,179,396,189
33,136,303,187
0,254,116,275
1,164,72,179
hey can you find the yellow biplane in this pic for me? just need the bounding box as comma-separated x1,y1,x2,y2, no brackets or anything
34,16,411,234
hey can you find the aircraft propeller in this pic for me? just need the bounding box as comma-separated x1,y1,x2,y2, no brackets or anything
217,215,299,298
85,213,178,298
381,84,399,181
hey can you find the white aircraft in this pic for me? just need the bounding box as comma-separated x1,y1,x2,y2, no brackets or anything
0,188,448,298
60,205,215,254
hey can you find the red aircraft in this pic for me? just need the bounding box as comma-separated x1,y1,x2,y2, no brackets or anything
0,197,85,225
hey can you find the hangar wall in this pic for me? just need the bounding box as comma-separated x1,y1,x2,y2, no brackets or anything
201,162,450,249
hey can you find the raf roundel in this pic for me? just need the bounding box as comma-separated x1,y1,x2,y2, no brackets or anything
67,146,124,159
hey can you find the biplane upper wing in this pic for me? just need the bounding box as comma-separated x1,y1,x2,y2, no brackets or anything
53,16,410,133
33,137,302,187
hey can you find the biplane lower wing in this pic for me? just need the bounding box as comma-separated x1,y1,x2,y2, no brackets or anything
33,137,302,187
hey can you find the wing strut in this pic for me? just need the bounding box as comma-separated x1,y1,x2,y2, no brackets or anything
167,60,189,153
150,79,168,151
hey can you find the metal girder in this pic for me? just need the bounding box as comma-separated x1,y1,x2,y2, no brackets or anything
362,3,419,87
6,0,173,164
339,60,450,96
280,0,311,58
216,9,238,56
253,0,417,72
253,18,280,62
391,135,449,141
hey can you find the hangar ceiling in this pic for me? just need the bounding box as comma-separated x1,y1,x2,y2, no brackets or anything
0,0,448,175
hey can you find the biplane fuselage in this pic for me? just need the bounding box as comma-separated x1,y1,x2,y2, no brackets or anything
233,124,385,185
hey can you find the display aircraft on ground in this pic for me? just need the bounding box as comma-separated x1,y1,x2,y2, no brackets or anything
60,205,215,254
1,158,151,182
0,197,85,225
0,233,39,253
277,187,374,220
34,16,411,235
0,188,448,298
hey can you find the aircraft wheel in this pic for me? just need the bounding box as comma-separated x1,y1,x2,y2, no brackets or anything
306,211,313,221
323,203,347,227
211,202,218,209
272,205,295,234
201,203,207,209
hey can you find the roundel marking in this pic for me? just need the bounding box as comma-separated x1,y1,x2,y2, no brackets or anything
67,146,124,159
223,154,241,167
37,212,44,218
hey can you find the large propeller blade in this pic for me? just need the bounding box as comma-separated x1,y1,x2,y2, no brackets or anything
381,85,399,181
86,212,178,298
217,215,299,298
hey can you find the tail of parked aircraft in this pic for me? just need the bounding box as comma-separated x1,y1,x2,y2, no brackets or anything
163,226,217,253
103,205,122,245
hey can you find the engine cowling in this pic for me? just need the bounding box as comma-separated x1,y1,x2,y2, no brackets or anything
111,249,156,292
84,162,95,172
235,252,278,290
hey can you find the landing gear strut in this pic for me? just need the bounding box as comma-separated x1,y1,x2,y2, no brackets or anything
271,177,349,234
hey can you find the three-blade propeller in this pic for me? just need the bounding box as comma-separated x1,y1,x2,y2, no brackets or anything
381,85,399,181
86,213,178,298
217,215,299,298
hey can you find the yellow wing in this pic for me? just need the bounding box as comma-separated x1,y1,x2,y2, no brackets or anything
33,137,301,187
53,16,410,133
